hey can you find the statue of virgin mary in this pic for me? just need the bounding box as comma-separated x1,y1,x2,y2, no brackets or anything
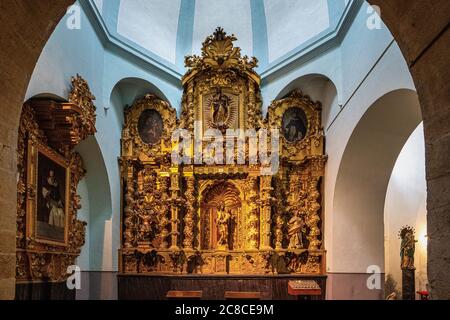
211,89,230,126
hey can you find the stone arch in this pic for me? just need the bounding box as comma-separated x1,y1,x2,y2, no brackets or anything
75,136,113,272
330,89,422,298
110,77,171,107
274,73,339,129
106,75,181,115
109,77,175,127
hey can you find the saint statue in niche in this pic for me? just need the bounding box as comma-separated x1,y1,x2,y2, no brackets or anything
211,89,230,127
288,212,306,249
138,109,164,145
136,193,159,244
217,205,232,250
282,107,308,143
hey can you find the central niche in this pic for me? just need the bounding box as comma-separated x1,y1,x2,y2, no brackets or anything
200,182,242,251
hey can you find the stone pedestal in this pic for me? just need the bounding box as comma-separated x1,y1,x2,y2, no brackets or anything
402,269,415,300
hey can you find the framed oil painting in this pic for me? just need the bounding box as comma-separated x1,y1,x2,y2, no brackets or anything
27,142,70,246
137,109,164,145
282,107,308,143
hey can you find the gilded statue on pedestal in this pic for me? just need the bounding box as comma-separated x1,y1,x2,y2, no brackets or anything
136,194,159,244
400,226,416,270
399,226,417,300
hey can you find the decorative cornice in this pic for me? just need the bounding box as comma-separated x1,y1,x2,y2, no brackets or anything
28,74,97,149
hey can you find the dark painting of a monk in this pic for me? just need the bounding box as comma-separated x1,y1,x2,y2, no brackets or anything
36,151,68,243
138,109,164,145
282,107,308,143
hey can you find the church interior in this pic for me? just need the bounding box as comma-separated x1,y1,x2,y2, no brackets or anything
0,0,449,301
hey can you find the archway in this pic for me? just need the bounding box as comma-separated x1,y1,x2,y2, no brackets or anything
274,73,339,129
0,0,448,299
331,89,422,299
109,77,172,127
384,123,428,297
75,136,114,300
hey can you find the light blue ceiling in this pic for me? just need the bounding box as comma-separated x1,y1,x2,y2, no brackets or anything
85,0,359,80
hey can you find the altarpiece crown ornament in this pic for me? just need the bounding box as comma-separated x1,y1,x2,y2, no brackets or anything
16,75,96,283
119,28,327,277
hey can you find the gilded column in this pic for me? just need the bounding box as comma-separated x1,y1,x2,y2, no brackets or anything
246,176,259,250
247,79,256,129
183,174,196,250
170,168,181,250
181,81,195,131
274,175,285,250
306,176,322,251
259,175,273,250
122,160,135,248
158,173,170,249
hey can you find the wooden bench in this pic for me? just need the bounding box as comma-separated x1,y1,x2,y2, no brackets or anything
166,290,203,300
224,291,262,300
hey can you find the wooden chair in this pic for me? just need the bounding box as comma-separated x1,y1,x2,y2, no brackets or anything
166,290,203,300
224,291,262,300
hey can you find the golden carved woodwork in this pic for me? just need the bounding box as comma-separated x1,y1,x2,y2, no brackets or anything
122,94,177,160
119,28,326,276
16,75,96,283
267,90,324,162
68,74,97,139
27,75,97,151
183,27,258,84
180,27,262,137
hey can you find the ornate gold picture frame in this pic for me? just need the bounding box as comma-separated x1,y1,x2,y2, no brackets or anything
267,91,323,161
26,141,70,247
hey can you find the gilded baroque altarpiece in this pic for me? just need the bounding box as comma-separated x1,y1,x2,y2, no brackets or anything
16,75,96,282
119,28,326,276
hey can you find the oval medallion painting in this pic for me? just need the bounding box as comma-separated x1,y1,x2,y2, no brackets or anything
282,107,308,143
138,109,164,145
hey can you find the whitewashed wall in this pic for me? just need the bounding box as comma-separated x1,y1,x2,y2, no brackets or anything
384,124,428,295
117,0,181,64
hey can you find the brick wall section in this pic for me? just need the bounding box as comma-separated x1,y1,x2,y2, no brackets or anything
0,0,448,299
0,0,74,300
369,0,450,299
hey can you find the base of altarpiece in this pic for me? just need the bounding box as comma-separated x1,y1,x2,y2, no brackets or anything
117,274,327,300
15,281,76,300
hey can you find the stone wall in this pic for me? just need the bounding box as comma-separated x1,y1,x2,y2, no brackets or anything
0,0,74,300
368,0,450,299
